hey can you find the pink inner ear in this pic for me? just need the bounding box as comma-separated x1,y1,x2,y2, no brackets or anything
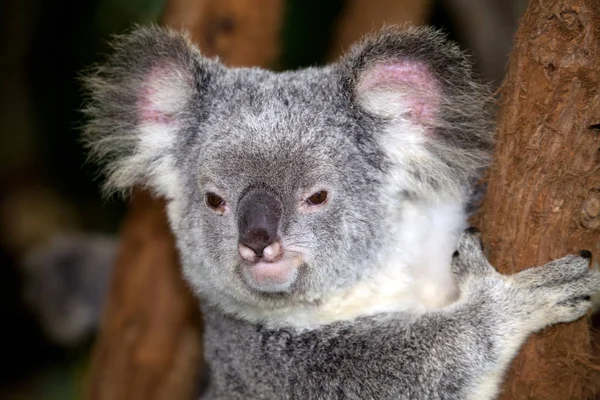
137,64,192,126
138,85,175,125
357,60,441,125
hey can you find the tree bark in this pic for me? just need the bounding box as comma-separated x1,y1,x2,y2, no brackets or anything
86,1,284,399
473,1,600,399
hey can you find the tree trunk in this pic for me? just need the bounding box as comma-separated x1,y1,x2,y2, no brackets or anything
86,1,284,399
474,0,600,399
86,192,202,400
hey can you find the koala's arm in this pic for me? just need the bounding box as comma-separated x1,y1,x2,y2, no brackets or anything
204,230,599,400
283,232,599,400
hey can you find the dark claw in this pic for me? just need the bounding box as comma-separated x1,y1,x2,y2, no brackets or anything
558,295,591,307
572,295,591,302
580,250,592,259
465,227,480,235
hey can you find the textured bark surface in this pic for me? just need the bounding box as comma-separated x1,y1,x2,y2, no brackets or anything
473,1,600,399
86,1,284,399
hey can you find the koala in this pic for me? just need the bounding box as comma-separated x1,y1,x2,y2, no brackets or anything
21,234,116,346
83,25,600,399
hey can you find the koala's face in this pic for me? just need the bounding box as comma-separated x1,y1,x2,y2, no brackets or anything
172,68,385,308
84,27,492,312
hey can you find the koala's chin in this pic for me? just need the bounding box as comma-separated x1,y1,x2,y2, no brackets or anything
239,255,303,293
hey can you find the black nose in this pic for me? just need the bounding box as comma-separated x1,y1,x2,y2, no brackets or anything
237,188,282,257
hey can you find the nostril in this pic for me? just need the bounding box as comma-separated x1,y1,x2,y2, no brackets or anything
247,242,266,257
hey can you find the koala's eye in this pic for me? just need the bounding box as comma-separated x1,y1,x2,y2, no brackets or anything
205,192,225,210
306,191,328,206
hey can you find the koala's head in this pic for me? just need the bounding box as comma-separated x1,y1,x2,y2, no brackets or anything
83,26,492,315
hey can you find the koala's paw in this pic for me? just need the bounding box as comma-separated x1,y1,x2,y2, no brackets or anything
451,229,600,334
512,252,600,330
451,228,497,284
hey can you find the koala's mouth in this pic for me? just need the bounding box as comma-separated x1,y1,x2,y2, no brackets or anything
241,255,303,294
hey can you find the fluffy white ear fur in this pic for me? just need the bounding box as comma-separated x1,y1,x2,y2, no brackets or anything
121,64,194,199
83,27,208,199
356,60,441,128
138,65,196,124
356,60,454,199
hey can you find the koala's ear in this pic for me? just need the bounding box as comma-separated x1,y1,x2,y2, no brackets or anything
338,26,494,200
82,26,220,198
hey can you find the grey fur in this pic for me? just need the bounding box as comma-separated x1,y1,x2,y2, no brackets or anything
83,24,491,312
201,231,600,399
82,25,599,399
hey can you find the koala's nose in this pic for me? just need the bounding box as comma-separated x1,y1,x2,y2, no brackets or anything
237,188,283,263
239,239,283,263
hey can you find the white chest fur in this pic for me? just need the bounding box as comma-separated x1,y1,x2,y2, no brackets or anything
314,199,465,321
